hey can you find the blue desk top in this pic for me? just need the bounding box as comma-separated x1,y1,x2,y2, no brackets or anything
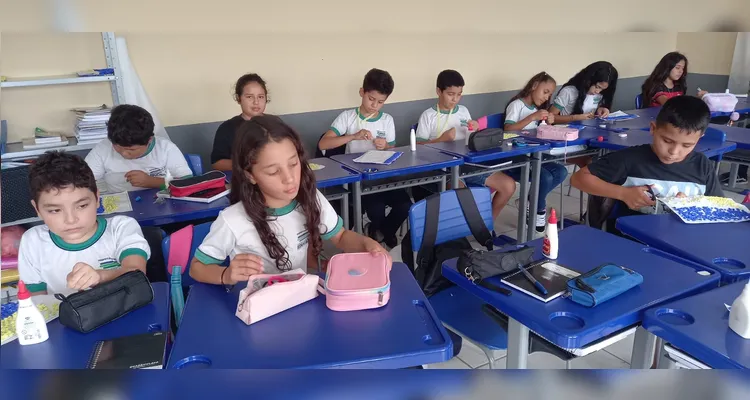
118,189,230,226
588,130,738,158
442,225,720,349
714,124,750,150
1,283,170,369
573,108,658,131
309,157,361,188
331,145,462,180
643,281,750,369
167,263,453,369
425,140,551,163
616,214,750,284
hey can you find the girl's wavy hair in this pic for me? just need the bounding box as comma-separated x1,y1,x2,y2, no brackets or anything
230,115,321,272
641,52,688,104
505,71,556,112
561,61,618,114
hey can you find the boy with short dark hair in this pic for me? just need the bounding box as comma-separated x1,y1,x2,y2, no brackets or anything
571,96,723,232
318,68,410,248
18,151,150,295
84,104,192,192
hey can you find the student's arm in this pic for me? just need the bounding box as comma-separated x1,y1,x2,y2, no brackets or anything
415,111,436,145
548,107,593,123
212,159,233,171
84,141,108,181
211,124,234,171
106,217,150,281
318,129,368,150
571,167,655,210
124,171,165,189
549,87,588,123
504,114,544,131
17,235,48,296
166,142,194,179
418,128,456,144
653,95,669,106
317,190,390,258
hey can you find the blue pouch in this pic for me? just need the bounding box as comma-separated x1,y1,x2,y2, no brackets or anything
566,264,643,307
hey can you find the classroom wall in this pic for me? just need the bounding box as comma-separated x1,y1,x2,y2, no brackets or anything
0,32,739,165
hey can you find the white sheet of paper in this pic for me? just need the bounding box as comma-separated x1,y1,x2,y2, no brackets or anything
353,150,398,164
607,110,630,118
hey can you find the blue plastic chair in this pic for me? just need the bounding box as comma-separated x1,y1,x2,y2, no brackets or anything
703,126,726,142
184,153,203,176
484,113,504,129
161,222,223,325
409,188,508,368
635,94,643,110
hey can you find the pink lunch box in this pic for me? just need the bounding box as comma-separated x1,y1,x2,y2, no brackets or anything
318,252,391,312
702,93,738,113
536,125,579,141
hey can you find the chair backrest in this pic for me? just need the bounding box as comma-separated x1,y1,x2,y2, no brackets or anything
408,187,494,251
315,132,346,158
184,153,203,176
703,126,726,142
485,113,504,129
161,221,216,288
635,94,643,110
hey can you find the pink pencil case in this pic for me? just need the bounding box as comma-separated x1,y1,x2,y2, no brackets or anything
1,256,18,270
536,125,579,141
703,93,738,113
317,252,391,312
235,268,319,325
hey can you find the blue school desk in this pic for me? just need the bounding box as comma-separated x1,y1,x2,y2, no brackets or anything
309,157,362,231
616,214,750,284
643,280,750,369
441,225,720,369
1,283,170,369
124,189,230,226
588,130,738,159
331,146,463,233
167,262,453,369
572,108,659,132
715,124,750,191
425,140,551,242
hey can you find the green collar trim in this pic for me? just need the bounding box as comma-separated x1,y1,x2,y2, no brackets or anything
432,105,460,114
355,108,383,123
49,216,107,251
137,138,157,159
267,200,298,216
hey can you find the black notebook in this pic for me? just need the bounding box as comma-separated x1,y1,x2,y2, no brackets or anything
501,260,580,302
87,331,167,369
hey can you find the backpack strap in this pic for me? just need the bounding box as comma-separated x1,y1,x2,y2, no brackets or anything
419,193,441,252
167,224,194,275
455,188,493,250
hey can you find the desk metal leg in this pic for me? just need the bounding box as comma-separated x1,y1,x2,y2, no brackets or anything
527,153,542,242
439,175,447,193
729,163,739,189
630,326,657,369
353,182,363,234
341,192,350,231
507,317,530,369
516,162,529,243
451,166,460,189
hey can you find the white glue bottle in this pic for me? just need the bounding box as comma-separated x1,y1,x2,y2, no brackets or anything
729,281,750,339
410,128,417,152
542,209,558,260
15,281,49,345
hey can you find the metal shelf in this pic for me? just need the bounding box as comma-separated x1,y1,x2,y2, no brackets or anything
0,74,116,88
1,137,100,161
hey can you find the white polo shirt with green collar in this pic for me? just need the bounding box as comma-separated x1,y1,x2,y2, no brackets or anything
504,99,539,130
84,136,193,193
415,105,472,143
195,189,344,274
329,109,396,154
17,215,151,295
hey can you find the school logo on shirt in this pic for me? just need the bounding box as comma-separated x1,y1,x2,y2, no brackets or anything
460,119,468,127
376,130,386,138
98,258,121,270
148,167,166,177
297,230,310,250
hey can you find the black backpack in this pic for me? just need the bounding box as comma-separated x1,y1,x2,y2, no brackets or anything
401,188,494,297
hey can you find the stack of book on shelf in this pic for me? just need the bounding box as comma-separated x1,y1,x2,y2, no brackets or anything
73,104,111,146
21,128,69,150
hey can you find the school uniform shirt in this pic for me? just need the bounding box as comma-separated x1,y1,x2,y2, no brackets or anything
504,99,539,130
211,115,247,164
329,109,396,154
552,86,603,115
649,83,684,107
17,215,151,295
415,105,472,143
85,136,193,193
195,189,344,274
587,144,723,215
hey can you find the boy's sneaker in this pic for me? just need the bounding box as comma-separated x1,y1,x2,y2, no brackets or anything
719,172,748,184
535,210,547,233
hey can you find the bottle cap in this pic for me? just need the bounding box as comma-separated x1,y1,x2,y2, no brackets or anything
548,209,558,224
17,280,30,300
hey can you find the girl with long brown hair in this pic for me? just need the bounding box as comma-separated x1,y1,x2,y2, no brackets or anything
189,115,390,286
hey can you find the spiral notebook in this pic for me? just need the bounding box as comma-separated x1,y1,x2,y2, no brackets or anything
87,331,167,369
501,260,580,302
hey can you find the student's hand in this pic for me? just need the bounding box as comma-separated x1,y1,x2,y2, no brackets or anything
596,108,610,118
440,128,456,142
225,254,264,285
577,112,595,121
531,109,549,122
353,129,373,141
620,185,656,210
467,120,480,132
67,262,101,290
697,90,708,99
675,192,687,198
125,170,153,187
547,113,555,124
363,237,392,261
373,137,387,150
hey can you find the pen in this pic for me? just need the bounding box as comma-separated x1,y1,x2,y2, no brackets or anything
518,263,548,296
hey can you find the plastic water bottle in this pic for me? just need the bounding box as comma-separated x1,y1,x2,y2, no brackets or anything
729,281,750,339
409,128,416,152
15,281,49,345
